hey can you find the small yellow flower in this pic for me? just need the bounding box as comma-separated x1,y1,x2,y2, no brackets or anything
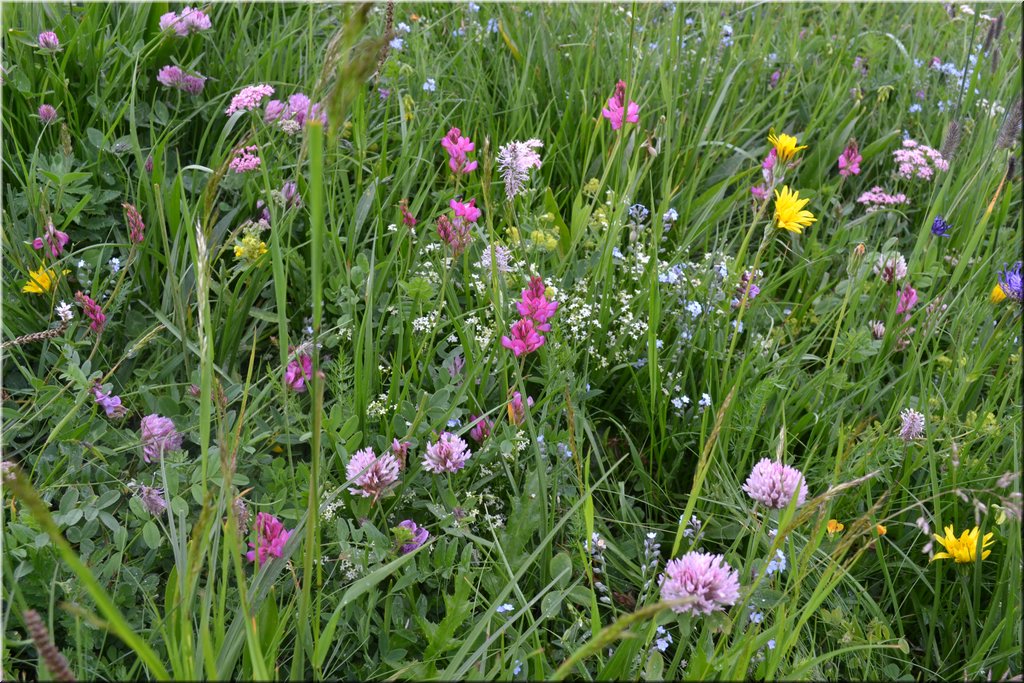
931,525,995,563
234,234,268,263
22,267,66,294
876,523,888,536
768,130,808,163
827,519,845,536
990,284,1007,304
773,186,817,234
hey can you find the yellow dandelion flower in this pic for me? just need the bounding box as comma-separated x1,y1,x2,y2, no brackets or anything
773,186,817,234
22,267,66,294
990,284,1007,304
827,519,845,536
768,129,808,163
876,523,888,536
931,525,995,563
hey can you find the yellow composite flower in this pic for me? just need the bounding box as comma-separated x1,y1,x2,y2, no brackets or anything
773,186,817,234
931,525,995,563
22,267,66,294
768,130,808,163
990,284,1007,304
827,519,845,536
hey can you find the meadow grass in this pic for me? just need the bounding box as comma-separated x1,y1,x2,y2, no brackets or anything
1,2,1021,680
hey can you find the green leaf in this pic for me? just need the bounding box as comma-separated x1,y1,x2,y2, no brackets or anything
142,521,162,549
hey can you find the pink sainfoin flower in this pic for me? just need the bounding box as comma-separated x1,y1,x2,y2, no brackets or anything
422,432,471,474
496,139,543,201
659,551,741,616
857,186,909,213
601,80,640,130
229,146,261,174
156,65,206,95
246,512,292,566
37,31,60,51
159,7,212,36
501,318,545,357
140,414,183,463
396,520,429,554
225,84,275,116
838,140,862,176
75,291,106,334
892,139,948,180
469,414,493,442
346,447,400,501
440,127,478,175
743,457,809,509
92,383,126,418
450,198,482,223
896,285,918,319
284,353,312,392
750,184,769,201
123,203,145,243
38,104,58,124
516,276,559,332
507,391,534,425
400,199,417,227
32,222,70,257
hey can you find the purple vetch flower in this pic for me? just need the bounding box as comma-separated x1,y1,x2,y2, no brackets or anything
140,414,183,463
37,31,60,51
446,354,466,378
123,203,146,243
659,551,741,616
422,431,471,474
743,458,809,509
768,70,781,89
284,353,312,392
345,447,400,501
396,519,429,554
32,222,70,257
469,414,493,443
38,104,58,124
896,285,918,319
899,408,925,442
92,382,127,418
246,512,292,566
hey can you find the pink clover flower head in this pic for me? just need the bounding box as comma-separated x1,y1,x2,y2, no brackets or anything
160,8,212,37
346,447,400,500
496,139,543,201
601,80,640,130
896,285,918,318
74,291,106,334
133,484,168,516
38,104,58,124
225,84,275,116
899,408,925,442
37,31,60,51
123,203,146,244
873,252,907,284
508,391,534,425
284,353,312,392
92,383,127,418
396,520,430,554
450,198,482,223
659,551,741,616
838,141,862,176
441,127,478,175
742,457,809,509
140,414,183,463
469,414,493,443
156,65,205,95
229,146,262,174
422,431,471,474
32,222,70,257
246,512,292,566
500,318,545,356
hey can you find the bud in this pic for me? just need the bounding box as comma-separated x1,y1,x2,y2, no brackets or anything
853,243,866,257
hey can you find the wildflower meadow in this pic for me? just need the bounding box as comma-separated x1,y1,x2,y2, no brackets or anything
2,2,1023,680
